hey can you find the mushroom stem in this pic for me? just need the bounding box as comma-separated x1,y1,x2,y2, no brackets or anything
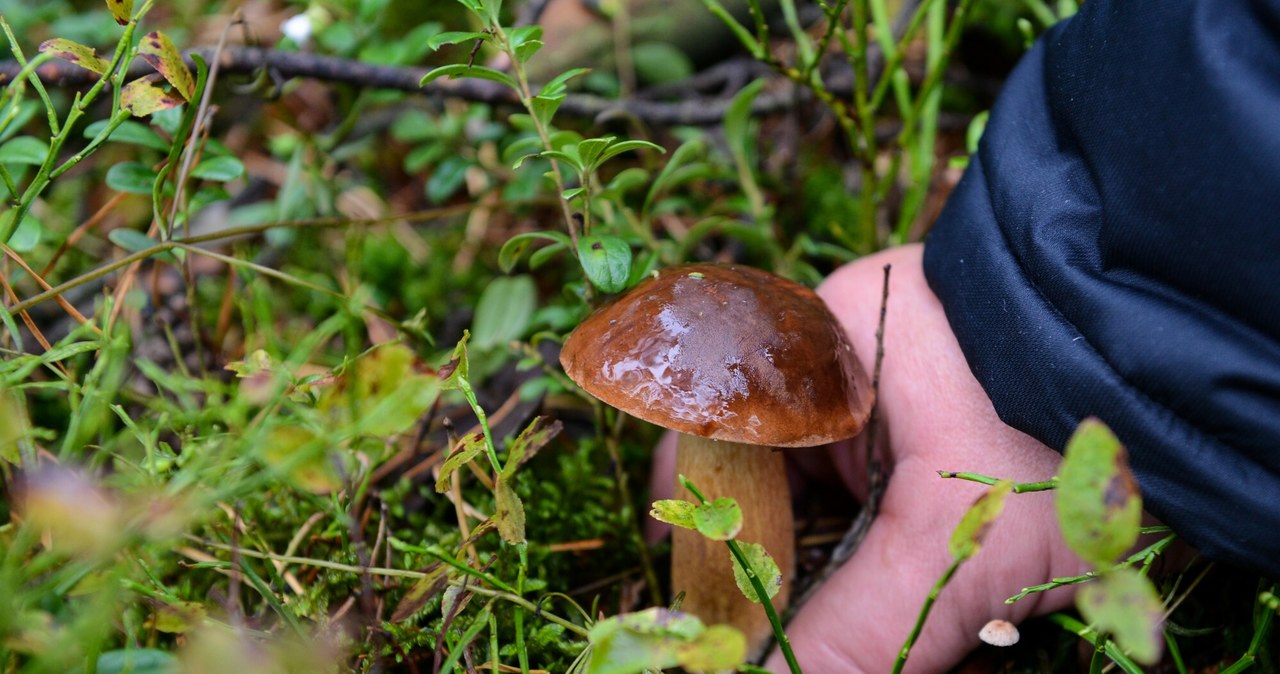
672,434,795,657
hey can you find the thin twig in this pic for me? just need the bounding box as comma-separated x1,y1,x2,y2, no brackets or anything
793,262,891,612
2,46,798,126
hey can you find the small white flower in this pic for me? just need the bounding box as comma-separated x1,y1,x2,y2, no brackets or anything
281,14,313,46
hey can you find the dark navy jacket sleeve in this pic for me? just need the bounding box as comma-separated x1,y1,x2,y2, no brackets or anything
923,0,1280,575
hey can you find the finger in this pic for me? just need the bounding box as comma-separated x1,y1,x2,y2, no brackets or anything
644,430,678,543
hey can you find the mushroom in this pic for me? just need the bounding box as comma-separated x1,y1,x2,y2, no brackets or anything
559,263,873,653
978,619,1020,647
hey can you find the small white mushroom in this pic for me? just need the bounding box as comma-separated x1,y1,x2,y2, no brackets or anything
979,619,1020,647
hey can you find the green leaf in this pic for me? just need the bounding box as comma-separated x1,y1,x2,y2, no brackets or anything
260,425,343,494
138,31,194,101
677,624,748,673
540,67,591,97
494,476,526,543
692,497,743,541
0,136,49,165
105,162,158,194
597,139,666,166
529,240,567,269
966,110,989,155
561,187,585,201
425,154,470,203
38,38,109,75
471,274,536,350
650,499,698,530
508,26,544,63
426,30,489,51
605,167,649,195
190,156,245,182
105,0,133,25
529,92,565,131
630,42,694,85
538,149,583,173
84,119,169,151
420,64,517,91
95,649,178,674
108,229,158,253
150,601,206,634
6,212,41,253
0,388,29,464
586,608,707,674
502,416,562,478
1077,568,1163,665
121,76,185,117
575,137,615,173
577,234,632,294
1056,418,1143,566
435,433,488,493
730,542,782,604
948,480,1012,561
699,0,761,57
644,138,705,215
724,78,765,168
440,331,471,389
347,344,444,436
389,563,450,623
498,231,572,273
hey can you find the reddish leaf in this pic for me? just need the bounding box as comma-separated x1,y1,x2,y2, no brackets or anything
121,75,184,117
494,476,526,544
138,31,194,101
389,563,450,623
105,0,132,25
501,416,562,478
38,39,109,75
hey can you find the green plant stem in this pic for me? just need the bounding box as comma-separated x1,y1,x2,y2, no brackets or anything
1005,534,1176,603
877,0,973,242
0,1,155,243
6,204,475,315
1164,631,1188,674
937,471,1058,492
439,601,493,673
453,375,504,474
1048,613,1144,674
681,478,803,674
1220,581,1279,674
867,0,940,112
804,0,851,82
192,537,592,639
891,558,958,673
514,542,531,674
489,26,581,255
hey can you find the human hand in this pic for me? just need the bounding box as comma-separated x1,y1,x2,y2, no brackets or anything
764,243,1089,672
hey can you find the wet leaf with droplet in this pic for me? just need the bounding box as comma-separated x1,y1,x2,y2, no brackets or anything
730,541,781,604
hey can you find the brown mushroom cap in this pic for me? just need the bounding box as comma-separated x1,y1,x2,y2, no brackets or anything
560,263,873,447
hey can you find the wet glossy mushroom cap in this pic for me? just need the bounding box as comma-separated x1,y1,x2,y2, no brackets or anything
560,263,873,447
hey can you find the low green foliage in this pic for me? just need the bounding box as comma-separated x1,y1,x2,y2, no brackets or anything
0,1,1268,673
